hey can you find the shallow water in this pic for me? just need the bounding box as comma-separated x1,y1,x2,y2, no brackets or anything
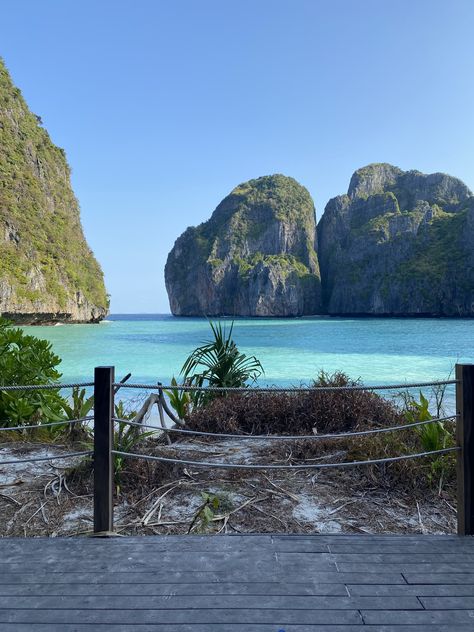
21,314,474,392
25,315,474,385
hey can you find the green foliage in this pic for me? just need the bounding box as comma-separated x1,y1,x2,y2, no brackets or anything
62,387,94,420
234,253,313,280
0,318,65,427
188,492,223,533
165,377,191,419
402,390,454,489
395,210,469,291
61,386,94,439
404,391,451,453
113,400,154,493
181,320,264,407
0,59,107,314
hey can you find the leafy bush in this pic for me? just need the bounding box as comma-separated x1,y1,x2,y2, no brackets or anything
0,318,66,427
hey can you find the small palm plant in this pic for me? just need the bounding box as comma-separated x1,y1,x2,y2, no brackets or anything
62,387,94,440
165,377,191,420
404,391,454,491
405,391,450,452
181,320,264,407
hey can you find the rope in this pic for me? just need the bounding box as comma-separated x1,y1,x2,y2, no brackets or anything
111,446,459,471
0,379,457,393
112,380,457,392
111,415,456,440
0,382,94,392
0,416,94,432
0,451,93,466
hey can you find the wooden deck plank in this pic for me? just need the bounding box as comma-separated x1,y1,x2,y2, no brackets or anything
336,562,474,573
419,596,474,609
404,572,474,584
0,594,423,610
0,581,347,596
0,608,363,624
348,583,474,596
0,570,408,585
362,609,474,624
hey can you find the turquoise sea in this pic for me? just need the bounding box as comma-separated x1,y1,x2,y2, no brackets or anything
21,315,474,390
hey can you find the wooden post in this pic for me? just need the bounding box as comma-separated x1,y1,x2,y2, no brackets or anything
93,366,115,534
456,364,474,536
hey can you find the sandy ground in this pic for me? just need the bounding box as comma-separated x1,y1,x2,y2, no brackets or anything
0,436,457,537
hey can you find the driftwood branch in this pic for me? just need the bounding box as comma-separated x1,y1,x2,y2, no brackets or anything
131,394,160,425
126,382,187,442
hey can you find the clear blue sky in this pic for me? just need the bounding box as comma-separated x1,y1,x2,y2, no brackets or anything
2,0,473,313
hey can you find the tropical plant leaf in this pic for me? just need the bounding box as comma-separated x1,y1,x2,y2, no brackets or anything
181,320,264,407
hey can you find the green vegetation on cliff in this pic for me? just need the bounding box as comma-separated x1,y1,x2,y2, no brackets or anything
0,59,108,322
318,163,474,315
394,209,471,291
166,174,321,316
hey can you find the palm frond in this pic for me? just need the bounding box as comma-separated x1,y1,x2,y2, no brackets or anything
180,320,264,407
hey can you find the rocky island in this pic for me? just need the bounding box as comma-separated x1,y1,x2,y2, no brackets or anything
318,163,474,316
0,59,108,324
165,174,321,316
166,164,474,317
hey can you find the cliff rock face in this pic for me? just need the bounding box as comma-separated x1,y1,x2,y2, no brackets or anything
0,59,108,324
318,163,474,315
165,175,321,316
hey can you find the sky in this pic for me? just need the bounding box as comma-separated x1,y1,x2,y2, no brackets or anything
1,0,473,313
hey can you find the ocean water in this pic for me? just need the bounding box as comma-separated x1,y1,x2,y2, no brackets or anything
20,314,474,391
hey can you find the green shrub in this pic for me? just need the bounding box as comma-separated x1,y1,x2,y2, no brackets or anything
0,318,66,427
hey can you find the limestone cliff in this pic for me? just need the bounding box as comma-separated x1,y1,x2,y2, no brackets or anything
0,59,108,324
318,163,474,316
165,175,321,316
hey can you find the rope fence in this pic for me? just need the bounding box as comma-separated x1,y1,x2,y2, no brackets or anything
112,379,458,392
111,446,460,471
0,416,94,432
111,414,457,441
0,382,94,391
0,365,472,535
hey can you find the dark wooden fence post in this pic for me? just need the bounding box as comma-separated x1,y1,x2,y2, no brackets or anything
94,366,115,534
456,363,474,536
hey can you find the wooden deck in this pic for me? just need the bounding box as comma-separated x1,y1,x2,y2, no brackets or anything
0,534,473,631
